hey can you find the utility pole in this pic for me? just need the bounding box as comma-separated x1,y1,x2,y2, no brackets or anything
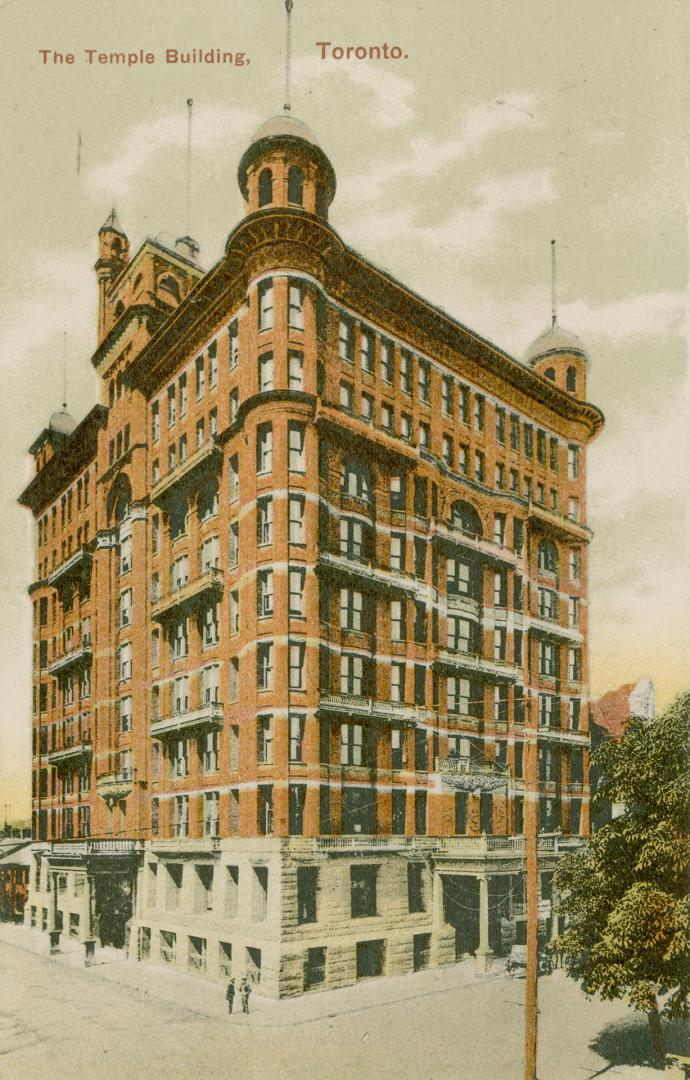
524,695,539,1080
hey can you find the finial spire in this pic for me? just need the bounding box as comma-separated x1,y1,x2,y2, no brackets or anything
284,0,294,112
550,238,557,328
186,98,193,237
62,331,68,410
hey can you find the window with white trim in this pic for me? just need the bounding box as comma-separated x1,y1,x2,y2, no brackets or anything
340,588,363,631
289,566,305,616
360,327,374,374
288,496,305,544
289,641,306,690
391,599,405,641
195,356,205,400
390,662,405,703
340,654,364,696
256,423,273,474
258,280,273,331
288,350,304,390
203,732,219,775
120,535,132,575
120,696,132,733
289,713,305,762
340,723,363,765
171,617,188,660
118,642,132,681
119,588,132,628
288,280,304,329
257,642,273,690
229,589,239,635
259,352,274,392
257,569,274,617
257,714,273,763
288,422,306,472
174,676,189,714
257,497,273,545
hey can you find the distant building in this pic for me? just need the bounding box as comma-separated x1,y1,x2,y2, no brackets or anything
0,840,32,922
590,677,656,827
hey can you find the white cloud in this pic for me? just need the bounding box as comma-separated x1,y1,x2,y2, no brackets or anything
293,56,414,129
560,291,685,342
343,167,555,258
86,104,262,196
338,95,539,204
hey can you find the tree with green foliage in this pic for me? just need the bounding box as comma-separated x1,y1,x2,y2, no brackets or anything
553,691,690,1061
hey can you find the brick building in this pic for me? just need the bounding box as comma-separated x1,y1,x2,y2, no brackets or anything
19,114,604,995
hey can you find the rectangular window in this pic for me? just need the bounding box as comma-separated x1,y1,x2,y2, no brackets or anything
257,569,273,618
119,588,132,628
568,498,579,522
288,350,304,390
229,319,239,369
442,376,454,416
289,640,306,690
229,523,239,570
340,655,364,697
258,280,274,331
203,731,219,773
256,423,273,474
474,451,485,483
259,351,274,392
524,424,533,458
119,535,132,575
568,648,582,682
390,661,405,702
203,792,219,836
257,496,273,546
380,339,393,383
229,388,239,422
179,372,188,415
399,349,412,394
493,513,506,547
339,380,354,412
550,437,559,472
338,317,354,362
390,533,405,571
360,327,374,374
289,496,305,544
510,414,520,451
195,356,205,400
203,602,220,646
288,422,306,472
257,643,274,691
381,402,393,430
537,429,546,465
289,566,305,616
407,863,426,913
289,713,305,762
228,455,239,503
340,588,363,631
418,360,430,403
151,401,160,442
118,642,132,682
494,571,507,607
257,715,274,763
568,445,580,480
350,865,377,918
390,599,405,642
167,384,176,426
119,696,132,733
297,866,318,924
288,280,304,329
474,395,485,432
361,392,374,421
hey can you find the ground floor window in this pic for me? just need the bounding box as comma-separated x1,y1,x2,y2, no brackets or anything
356,938,386,979
160,929,176,963
188,935,207,973
413,933,431,972
219,941,232,979
69,913,80,938
304,946,326,990
139,926,151,960
246,946,262,984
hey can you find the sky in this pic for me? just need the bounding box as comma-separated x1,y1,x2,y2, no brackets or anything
0,0,686,822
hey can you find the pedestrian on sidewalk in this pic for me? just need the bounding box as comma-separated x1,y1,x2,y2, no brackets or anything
240,976,251,1014
225,978,236,1014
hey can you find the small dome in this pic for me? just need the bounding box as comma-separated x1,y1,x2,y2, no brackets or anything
525,324,589,366
250,114,320,149
49,408,76,436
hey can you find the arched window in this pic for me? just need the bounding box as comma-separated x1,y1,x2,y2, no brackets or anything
169,494,188,540
107,476,132,526
287,166,304,206
198,480,219,522
341,459,371,502
566,366,577,393
158,275,181,303
538,539,559,574
449,500,483,538
544,367,556,382
258,168,273,207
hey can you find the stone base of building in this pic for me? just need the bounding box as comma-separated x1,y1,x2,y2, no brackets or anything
25,834,578,998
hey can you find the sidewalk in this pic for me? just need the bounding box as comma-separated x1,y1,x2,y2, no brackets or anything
0,920,497,1029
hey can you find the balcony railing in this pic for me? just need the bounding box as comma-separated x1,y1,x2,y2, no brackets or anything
319,551,418,595
538,725,590,746
49,839,142,857
435,755,510,792
319,692,425,724
151,567,223,621
529,616,583,643
48,547,91,588
47,738,92,765
150,439,222,503
48,638,93,675
527,500,591,542
433,521,516,567
151,701,224,738
445,593,482,616
151,836,221,855
435,648,519,683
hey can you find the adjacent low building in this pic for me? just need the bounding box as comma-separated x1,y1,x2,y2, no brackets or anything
19,112,604,995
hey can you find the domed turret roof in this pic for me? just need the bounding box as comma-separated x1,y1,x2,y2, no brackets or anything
525,323,589,366
249,114,320,149
48,407,76,436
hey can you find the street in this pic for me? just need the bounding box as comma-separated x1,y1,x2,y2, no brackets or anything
0,929,687,1080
